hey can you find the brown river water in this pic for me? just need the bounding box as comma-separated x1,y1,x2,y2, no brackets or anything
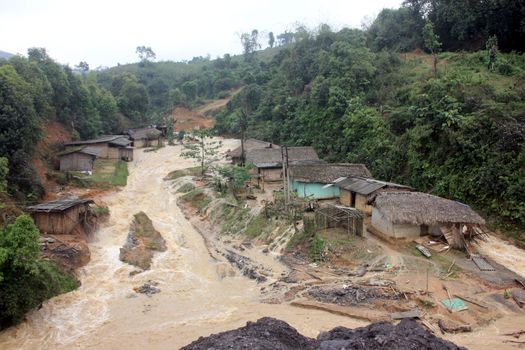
0,138,524,349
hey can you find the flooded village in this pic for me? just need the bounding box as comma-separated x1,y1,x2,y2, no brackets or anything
0,123,524,350
1,3,525,347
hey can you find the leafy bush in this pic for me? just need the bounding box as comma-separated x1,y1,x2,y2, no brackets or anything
0,215,77,328
309,235,325,262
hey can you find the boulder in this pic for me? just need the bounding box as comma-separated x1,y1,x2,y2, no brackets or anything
119,212,166,270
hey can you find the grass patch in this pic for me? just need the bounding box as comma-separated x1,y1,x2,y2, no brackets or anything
176,182,195,193
244,213,272,238
91,160,128,186
181,188,211,213
165,166,202,180
309,234,325,262
91,206,110,216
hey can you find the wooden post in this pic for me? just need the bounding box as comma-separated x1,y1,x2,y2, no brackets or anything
285,146,290,209
281,147,287,212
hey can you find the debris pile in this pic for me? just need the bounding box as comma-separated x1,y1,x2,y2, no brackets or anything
181,317,466,350
308,284,400,306
224,249,267,282
133,281,160,297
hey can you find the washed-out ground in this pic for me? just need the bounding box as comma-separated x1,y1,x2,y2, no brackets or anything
0,138,523,350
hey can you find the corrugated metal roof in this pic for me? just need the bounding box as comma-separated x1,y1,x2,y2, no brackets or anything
27,197,94,213
57,146,100,157
336,177,411,195
127,127,162,140
246,147,320,168
80,146,101,156
109,137,132,147
64,135,127,146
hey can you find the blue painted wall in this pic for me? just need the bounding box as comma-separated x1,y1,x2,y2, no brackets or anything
290,179,340,199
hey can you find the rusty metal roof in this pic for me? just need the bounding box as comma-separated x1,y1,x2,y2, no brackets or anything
27,197,94,213
336,177,411,195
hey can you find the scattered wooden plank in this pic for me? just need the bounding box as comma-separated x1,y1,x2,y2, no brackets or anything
502,330,525,338
290,300,388,322
390,309,421,320
420,319,440,334
453,294,489,309
438,319,472,333
471,255,495,271
416,245,432,258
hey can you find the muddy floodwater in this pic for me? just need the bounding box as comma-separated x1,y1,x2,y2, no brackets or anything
1,138,524,350
0,140,366,349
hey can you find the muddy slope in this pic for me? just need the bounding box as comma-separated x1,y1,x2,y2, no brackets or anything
181,317,465,350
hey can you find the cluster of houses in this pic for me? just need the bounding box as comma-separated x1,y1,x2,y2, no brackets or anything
226,139,486,244
57,127,162,172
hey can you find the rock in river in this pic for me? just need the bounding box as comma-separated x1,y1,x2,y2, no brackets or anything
119,211,167,270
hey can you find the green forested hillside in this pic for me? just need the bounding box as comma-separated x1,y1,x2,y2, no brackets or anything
215,28,525,231
0,0,524,229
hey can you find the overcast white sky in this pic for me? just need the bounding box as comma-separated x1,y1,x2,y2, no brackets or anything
1,0,402,68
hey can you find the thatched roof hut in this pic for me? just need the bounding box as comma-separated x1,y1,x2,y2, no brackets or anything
290,163,372,183
373,192,485,226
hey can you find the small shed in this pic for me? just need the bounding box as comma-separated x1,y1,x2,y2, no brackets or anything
335,177,411,214
27,197,94,235
64,135,133,160
245,147,321,185
289,163,372,200
314,204,365,236
126,127,162,148
226,138,280,165
58,147,99,172
370,192,486,240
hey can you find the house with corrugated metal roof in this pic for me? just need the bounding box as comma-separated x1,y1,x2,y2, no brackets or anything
226,138,280,165
289,164,372,200
27,197,94,235
64,135,133,161
125,127,162,148
245,147,322,185
334,177,411,214
58,146,100,172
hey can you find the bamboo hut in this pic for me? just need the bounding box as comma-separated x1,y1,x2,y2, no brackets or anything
370,192,486,248
27,197,94,235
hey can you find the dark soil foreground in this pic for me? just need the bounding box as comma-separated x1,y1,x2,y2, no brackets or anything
181,317,466,350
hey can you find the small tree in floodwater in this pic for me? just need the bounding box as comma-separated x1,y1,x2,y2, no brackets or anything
181,129,222,175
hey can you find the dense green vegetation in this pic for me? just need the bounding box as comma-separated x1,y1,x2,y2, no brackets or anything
0,215,77,328
213,4,525,232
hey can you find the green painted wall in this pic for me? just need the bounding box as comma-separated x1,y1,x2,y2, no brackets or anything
290,179,340,199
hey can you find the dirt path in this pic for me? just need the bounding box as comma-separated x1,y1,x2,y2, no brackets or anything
0,139,366,350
